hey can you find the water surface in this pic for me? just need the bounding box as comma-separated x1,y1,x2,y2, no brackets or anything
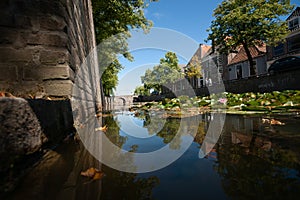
7,112,300,200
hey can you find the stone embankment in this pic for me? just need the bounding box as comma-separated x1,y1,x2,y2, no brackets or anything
0,0,101,194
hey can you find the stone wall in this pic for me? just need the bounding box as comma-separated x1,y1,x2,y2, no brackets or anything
0,1,102,194
0,0,102,139
0,0,101,104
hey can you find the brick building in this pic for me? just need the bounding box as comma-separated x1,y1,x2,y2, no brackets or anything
267,7,300,67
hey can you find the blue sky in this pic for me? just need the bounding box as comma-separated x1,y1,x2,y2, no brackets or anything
115,0,299,96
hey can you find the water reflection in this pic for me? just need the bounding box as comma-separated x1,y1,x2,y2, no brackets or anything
101,112,300,199
5,113,300,200
216,115,300,199
100,112,160,200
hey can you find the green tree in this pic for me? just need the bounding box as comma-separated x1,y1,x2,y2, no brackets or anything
141,52,182,92
185,49,203,78
185,63,202,78
91,0,155,96
134,85,150,96
207,0,294,75
159,52,181,72
101,60,123,96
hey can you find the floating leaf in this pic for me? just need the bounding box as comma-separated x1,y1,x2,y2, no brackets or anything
262,118,285,125
81,167,105,182
270,119,285,125
81,167,98,177
93,171,105,180
95,125,108,132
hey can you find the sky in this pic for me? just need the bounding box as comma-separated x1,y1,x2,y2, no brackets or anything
114,0,299,96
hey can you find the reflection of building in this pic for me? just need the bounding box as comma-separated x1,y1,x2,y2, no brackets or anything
267,7,300,67
221,115,273,152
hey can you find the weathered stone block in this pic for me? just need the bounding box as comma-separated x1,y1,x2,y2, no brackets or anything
0,28,18,45
0,64,18,81
40,48,69,65
38,0,66,17
23,64,74,81
27,32,68,47
0,97,43,171
43,80,73,96
0,47,34,63
13,14,33,29
39,15,66,31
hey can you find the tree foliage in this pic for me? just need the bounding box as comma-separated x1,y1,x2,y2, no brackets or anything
207,0,294,75
92,0,152,44
101,60,123,96
134,85,150,96
91,0,154,96
141,52,182,92
185,63,202,78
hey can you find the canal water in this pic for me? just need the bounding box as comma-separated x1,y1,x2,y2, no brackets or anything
6,111,300,200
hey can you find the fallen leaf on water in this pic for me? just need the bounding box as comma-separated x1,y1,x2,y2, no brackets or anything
262,118,285,125
270,119,285,125
81,167,105,182
93,171,105,180
95,125,108,132
81,167,98,177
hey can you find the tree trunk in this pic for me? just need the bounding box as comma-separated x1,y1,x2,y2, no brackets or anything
242,42,256,76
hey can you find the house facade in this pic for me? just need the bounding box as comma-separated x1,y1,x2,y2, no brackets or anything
184,44,212,88
267,7,300,66
183,7,299,85
188,44,267,82
225,45,267,81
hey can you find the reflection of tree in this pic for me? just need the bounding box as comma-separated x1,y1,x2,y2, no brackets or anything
216,130,300,199
143,114,165,136
143,114,204,150
102,113,126,148
101,165,159,200
156,118,180,144
193,121,207,146
100,113,160,200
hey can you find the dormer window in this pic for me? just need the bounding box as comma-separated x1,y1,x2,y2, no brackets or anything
288,17,300,31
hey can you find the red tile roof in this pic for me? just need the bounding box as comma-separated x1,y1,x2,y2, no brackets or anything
188,44,212,66
228,45,266,65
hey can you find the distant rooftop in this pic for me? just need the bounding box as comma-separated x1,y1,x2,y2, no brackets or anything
228,44,266,65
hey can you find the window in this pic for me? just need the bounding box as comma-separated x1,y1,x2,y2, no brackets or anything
288,17,300,31
288,35,300,52
236,65,242,79
273,43,284,57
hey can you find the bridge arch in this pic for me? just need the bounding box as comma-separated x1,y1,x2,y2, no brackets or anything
113,95,135,106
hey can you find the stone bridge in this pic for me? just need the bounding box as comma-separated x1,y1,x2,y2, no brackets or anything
113,95,135,106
